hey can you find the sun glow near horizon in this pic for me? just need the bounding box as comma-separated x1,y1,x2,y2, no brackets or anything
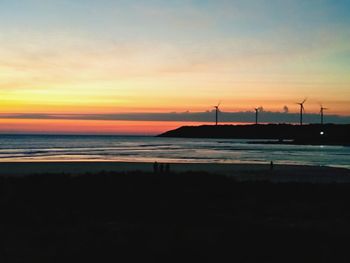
0,119,224,135
0,0,349,134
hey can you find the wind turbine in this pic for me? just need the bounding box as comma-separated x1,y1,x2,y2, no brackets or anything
296,98,307,125
213,102,221,126
320,105,328,125
254,108,259,125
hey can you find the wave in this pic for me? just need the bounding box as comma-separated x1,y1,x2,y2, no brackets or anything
0,135,349,168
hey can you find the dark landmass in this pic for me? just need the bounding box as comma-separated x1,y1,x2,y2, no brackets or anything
2,171,350,262
158,124,350,146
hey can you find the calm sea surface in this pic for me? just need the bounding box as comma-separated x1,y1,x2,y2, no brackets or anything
0,135,349,169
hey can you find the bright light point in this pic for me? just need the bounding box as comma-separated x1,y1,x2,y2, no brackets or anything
320,131,324,135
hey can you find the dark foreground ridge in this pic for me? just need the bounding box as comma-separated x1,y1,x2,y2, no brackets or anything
158,123,350,146
2,171,350,262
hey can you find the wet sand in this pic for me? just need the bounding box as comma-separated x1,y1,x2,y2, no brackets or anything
0,161,349,183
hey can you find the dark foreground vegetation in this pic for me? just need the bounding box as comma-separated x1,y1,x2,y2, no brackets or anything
159,124,350,146
1,171,350,262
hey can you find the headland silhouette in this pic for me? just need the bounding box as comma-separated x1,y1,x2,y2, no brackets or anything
159,123,350,146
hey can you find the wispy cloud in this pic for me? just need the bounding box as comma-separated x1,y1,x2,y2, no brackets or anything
1,111,349,124
0,0,349,116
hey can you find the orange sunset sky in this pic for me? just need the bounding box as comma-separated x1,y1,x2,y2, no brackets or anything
0,1,349,134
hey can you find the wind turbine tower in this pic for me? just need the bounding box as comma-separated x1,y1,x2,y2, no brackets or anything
213,102,221,126
297,98,307,126
254,108,259,125
320,105,328,125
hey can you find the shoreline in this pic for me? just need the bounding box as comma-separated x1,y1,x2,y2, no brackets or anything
0,161,349,183
247,140,350,147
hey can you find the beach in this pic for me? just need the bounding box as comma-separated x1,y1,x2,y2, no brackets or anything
1,161,350,183
1,164,350,261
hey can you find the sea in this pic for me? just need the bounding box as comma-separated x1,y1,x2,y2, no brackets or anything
0,134,349,169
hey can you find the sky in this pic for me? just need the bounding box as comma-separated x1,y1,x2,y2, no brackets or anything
0,0,349,134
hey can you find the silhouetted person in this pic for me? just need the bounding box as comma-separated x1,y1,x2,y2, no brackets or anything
153,162,159,174
159,164,164,173
270,161,274,171
165,163,170,173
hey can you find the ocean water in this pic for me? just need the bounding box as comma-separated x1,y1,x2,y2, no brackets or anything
0,135,349,169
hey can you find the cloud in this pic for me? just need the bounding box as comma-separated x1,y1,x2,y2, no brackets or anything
0,0,349,116
1,111,349,124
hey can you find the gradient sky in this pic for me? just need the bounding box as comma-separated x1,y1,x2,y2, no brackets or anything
0,0,349,134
